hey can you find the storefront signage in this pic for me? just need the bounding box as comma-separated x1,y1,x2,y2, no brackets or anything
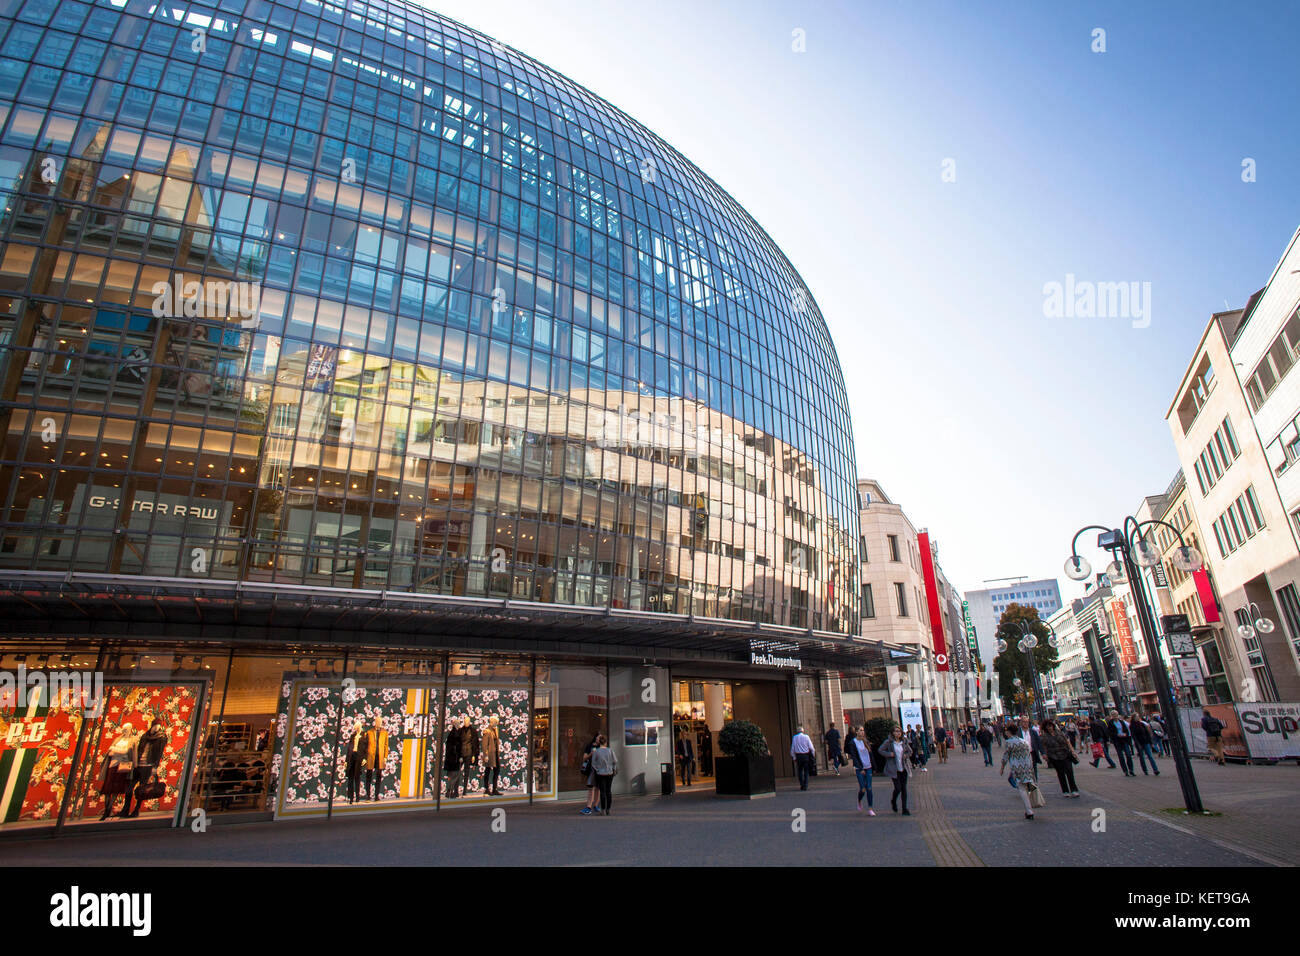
748,639,801,670
1236,703,1300,760
1109,598,1138,668
899,700,924,731
962,601,979,656
87,493,220,523
1152,562,1169,589
916,532,950,671
1174,657,1204,686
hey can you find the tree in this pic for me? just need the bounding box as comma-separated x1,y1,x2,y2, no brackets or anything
991,603,1060,713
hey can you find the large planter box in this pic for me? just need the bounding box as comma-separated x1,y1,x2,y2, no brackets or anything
713,754,776,798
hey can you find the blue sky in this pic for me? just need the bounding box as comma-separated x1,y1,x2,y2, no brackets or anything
420,0,1300,602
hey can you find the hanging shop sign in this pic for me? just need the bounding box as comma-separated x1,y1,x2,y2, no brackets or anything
748,639,801,670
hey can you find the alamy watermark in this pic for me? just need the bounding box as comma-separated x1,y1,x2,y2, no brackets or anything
152,275,261,327
1043,274,1151,329
1,665,105,719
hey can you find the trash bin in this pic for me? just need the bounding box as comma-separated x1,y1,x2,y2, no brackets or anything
661,762,675,795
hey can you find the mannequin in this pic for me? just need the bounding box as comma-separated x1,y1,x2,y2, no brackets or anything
459,715,480,795
126,718,169,817
97,722,139,819
364,714,389,801
443,719,463,798
481,715,501,795
345,719,368,804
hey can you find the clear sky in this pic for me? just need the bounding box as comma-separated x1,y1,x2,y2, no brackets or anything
416,0,1300,603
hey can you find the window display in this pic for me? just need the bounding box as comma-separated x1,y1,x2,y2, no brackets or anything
439,685,533,800
68,681,207,825
0,673,87,826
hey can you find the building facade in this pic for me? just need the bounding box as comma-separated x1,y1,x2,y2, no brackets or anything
0,0,877,834
964,577,1062,666
1167,303,1300,702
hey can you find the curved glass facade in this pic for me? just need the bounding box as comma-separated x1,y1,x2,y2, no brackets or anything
0,0,859,633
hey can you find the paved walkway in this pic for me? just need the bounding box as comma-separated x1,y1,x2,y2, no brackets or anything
2,747,1292,866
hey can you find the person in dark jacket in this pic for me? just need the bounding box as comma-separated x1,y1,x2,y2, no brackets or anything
443,722,464,797
125,718,168,817
1040,718,1080,797
1089,716,1117,768
1130,713,1160,775
1018,716,1042,780
975,723,994,765
1202,709,1226,765
824,723,843,776
675,730,696,787
1107,711,1135,776
845,726,875,814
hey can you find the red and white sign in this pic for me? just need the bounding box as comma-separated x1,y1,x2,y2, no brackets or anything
916,532,950,672
1109,598,1138,668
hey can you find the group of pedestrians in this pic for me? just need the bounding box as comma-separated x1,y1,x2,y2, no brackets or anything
1084,711,1164,776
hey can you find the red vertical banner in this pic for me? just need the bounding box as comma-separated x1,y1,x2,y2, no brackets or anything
916,532,950,671
1109,598,1138,668
1193,569,1222,623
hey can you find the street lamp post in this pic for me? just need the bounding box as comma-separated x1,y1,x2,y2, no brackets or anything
1066,518,1206,814
997,617,1055,722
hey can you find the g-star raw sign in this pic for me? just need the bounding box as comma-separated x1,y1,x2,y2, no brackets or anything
749,639,801,670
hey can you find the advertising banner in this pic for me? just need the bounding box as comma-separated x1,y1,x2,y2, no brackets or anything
899,700,924,732
1234,702,1300,760
916,532,950,671
1109,598,1138,668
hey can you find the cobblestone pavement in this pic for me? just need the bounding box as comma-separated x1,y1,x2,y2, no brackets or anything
2,748,1290,866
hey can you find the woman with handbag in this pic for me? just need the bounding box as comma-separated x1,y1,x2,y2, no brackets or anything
878,725,913,815
125,718,169,817
1040,718,1080,798
579,732,601,815
1000,723,1039,820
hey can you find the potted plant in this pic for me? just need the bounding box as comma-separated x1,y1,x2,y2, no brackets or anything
713,719,776,798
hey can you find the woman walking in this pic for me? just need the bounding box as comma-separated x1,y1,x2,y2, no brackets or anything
879,726,914,815
1000,724,1039,820
1040,718,1080,797
589,734,618,815
579,731,601,814
845,726,875,815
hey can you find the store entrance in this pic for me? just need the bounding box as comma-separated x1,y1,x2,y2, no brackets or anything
671,677,795,785
671,680,731,787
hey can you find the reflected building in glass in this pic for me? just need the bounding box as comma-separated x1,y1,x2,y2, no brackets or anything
0,0,891,832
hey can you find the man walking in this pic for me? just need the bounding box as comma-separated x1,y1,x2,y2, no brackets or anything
976,721,994,765
1130,712,1160,776
1088,716,1117,769
824,722,843,776
934,724,948,763
1108,710,1135,776
791,725,815,790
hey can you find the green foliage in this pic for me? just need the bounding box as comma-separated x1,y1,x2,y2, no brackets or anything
992,603,1061,711
718,719,768,758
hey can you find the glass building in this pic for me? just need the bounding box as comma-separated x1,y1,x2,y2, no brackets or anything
0,0,882,833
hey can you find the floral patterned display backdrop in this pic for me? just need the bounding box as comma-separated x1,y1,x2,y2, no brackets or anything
278,684,342,808
437,686,532,799
335,685,439,803
76,683,203,821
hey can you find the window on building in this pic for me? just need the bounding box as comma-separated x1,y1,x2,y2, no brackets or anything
895,582,908,617
862,583,875,619
888,534,900,562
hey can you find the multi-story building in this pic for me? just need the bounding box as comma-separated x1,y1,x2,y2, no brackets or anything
1046,603,1087,715
855,479,951,730
1225,224,1300,694
0,0,884,834
964,577,1063,665
1151,469,1235,703
1168,294,1300,701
